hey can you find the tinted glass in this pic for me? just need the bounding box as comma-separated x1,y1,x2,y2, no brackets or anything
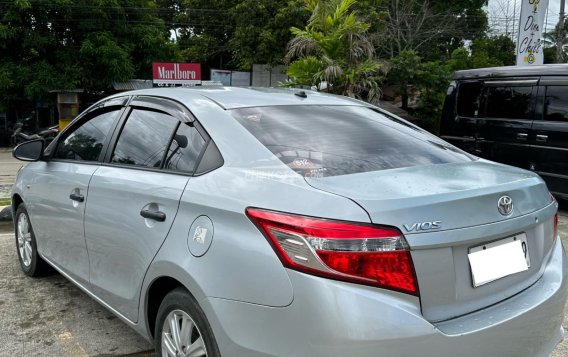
231,106,473,177
111,109,178,167
457,82,481,117
54,110,120,161
486,86,533,119
545,86,568,122
164,123,206,173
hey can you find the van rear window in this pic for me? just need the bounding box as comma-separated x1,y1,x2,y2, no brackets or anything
231,106,473,177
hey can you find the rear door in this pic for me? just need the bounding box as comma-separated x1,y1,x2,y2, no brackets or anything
477,80,537,169
530,83,568,197
84,97,207,322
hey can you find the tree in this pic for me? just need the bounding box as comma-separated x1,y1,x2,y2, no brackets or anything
284,0,384,102
446,35,515,71
0,0,178,116
376,0,488,61
380,0,457,58
175,0,316,71
228,0,310,70
387,50,451,132
543,26,568,63
176,0,237,69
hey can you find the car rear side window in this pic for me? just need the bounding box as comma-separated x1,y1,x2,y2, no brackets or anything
230,106,473,177
545,86,568,122
457,82,481,117
54,109,121,161
111,109,178,167
163,123,206,173
486,86,533,119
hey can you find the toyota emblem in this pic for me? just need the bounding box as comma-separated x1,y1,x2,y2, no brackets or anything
497,195,513,216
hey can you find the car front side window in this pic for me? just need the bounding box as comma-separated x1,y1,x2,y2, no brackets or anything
54,109,121,162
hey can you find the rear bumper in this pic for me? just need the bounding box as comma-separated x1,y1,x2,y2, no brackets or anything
202,238,568,357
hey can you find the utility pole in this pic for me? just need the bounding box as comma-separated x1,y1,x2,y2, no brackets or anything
557,0,566,63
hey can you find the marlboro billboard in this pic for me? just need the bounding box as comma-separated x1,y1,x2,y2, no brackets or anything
152,62,202,86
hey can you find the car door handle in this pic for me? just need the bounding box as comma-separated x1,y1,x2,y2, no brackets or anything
516,133,528,140
536,134,548,142
140,209,166,222
69,193,84,202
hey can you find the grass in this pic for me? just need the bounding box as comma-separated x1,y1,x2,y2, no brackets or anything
0,198,11,206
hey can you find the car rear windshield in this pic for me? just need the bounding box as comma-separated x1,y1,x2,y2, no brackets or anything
230,105,474,177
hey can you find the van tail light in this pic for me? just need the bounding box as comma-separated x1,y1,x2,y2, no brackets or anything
554,213,559,242
550,193,558,242
246,208,418,296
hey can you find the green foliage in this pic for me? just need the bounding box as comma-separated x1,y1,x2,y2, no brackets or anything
287,56,325,87
414,61,451,132
447,48,471,71
285,0,384,102
447,35,515,72
387,50,422,110
387,51,451,132
0,0,178,113
79,32,135,90
229,0,310,70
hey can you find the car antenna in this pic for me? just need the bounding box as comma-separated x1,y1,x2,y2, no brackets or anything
294,90,307,98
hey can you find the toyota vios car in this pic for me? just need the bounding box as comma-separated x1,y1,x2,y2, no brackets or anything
11,87,567,357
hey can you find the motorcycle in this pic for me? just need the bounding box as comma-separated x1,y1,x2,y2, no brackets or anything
10,115,59,146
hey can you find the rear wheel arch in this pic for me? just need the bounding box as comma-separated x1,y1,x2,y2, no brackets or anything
146,276,186,339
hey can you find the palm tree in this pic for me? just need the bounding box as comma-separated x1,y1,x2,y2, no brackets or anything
543,24,568,62
284,0,384,102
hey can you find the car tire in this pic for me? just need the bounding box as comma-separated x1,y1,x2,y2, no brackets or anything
155,287,221,357
14,204,50,277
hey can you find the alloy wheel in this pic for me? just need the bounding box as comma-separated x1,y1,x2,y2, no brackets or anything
17,213,33,267
162,309,207,357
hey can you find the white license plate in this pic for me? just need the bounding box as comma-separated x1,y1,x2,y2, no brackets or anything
468,233,530,287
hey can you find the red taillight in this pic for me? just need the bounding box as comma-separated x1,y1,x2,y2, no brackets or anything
246,208,418,295
554,213,559,242
550,193,559,242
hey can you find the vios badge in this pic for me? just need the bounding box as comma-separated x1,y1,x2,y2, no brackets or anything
498,195,513,216
403,221,442,232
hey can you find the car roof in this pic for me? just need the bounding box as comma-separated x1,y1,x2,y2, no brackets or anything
453,64,568,80
110,86,369,110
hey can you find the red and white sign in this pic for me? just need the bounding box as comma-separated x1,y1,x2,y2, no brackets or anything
152,62,201,85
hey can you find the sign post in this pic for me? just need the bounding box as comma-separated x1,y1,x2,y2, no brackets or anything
517,0,549,66
152,62,202,86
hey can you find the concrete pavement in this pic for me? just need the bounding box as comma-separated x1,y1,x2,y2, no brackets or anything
0,226,154,356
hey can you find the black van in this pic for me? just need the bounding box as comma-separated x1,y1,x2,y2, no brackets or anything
439,64,568,198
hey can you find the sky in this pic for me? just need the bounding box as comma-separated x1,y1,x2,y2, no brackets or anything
487,0,563,36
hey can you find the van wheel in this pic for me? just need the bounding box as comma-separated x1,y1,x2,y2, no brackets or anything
155,288,220,357
15,204,50,277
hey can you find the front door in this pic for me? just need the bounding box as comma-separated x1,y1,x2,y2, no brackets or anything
29,108,123,285
440,80,482,154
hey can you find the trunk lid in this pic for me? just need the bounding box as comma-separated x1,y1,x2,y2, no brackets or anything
305,160,557,321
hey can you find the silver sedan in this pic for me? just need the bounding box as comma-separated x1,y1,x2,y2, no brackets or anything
11,87,567,356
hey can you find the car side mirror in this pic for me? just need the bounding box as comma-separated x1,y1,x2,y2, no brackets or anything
13,139,45,162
